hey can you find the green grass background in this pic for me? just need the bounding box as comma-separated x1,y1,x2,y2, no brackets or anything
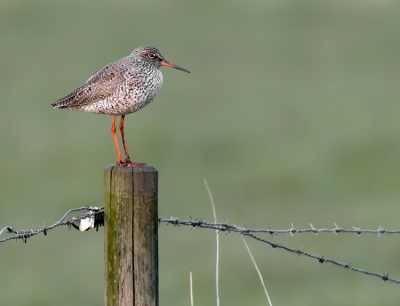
1,0,400,304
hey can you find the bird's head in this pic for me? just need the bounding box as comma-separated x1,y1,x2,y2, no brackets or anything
132,45,190,73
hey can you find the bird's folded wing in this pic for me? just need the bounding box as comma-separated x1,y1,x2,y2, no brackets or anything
52,64,129,108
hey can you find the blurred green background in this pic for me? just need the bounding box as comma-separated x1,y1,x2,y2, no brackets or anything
1,0,400,305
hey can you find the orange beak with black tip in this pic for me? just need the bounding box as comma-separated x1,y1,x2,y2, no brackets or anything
161,59,190,73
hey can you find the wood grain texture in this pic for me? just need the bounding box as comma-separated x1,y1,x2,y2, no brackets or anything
104,165,158,306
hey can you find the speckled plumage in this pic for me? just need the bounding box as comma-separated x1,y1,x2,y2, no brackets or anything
52,45,190,165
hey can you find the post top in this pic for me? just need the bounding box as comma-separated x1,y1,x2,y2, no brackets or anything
104,164,157,173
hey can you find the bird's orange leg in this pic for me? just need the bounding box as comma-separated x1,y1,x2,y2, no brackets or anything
119,115,131,163
118,115,146,167
111,115,122,165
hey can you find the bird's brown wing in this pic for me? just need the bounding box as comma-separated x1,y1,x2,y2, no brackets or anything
52,63,128,109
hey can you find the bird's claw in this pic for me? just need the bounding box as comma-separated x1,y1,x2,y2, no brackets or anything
118,158,146,167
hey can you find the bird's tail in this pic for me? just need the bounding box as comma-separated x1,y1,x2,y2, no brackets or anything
51,88,80,108
51,101,66,108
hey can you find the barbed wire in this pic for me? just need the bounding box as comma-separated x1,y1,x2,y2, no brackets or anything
158,218,398,237
159,217,400,284
1,207,399,284
0,206,104,244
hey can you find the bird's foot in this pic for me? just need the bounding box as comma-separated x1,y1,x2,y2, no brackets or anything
118,157,146,167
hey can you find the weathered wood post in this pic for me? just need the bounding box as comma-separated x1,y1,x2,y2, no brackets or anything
104,165,158,306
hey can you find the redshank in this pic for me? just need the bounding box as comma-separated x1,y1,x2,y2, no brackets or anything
52,45,190,166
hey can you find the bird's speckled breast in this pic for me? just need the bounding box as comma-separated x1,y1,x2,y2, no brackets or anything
83,67,163,116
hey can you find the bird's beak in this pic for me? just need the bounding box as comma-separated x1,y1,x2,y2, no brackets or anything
160,60,190,73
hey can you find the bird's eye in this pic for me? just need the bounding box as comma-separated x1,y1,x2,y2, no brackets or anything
148,53,156,59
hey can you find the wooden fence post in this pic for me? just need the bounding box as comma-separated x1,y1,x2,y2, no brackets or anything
104,165,158,306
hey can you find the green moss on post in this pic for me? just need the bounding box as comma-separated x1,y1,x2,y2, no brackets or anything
104,165,158,306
